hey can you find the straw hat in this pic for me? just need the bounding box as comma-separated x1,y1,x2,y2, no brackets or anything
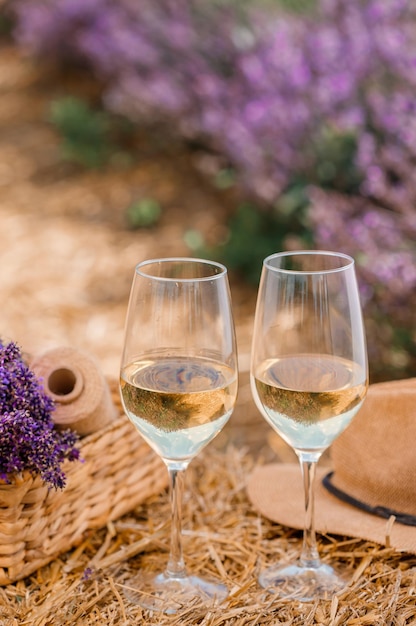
247,378,416,554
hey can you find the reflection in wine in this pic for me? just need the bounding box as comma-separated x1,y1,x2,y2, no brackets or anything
121,355,237,460
253,354,366,451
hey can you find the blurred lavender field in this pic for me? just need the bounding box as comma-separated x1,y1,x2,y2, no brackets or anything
7,0,416,380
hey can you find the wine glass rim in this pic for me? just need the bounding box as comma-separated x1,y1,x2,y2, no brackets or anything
135,257,228,281
264,250,355,274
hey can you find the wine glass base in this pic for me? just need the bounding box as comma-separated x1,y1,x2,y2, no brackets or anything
258,562,347,602
122,570,228,614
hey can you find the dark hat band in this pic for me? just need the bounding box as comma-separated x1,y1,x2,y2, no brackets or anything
322,471,416,528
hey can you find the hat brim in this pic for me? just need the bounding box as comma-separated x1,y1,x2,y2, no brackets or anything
247,463,416,554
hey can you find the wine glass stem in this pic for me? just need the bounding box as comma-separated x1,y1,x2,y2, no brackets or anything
298,454,321,569
165,463,188,579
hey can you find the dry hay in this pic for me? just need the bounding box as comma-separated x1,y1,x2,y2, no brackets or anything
0,446,415,625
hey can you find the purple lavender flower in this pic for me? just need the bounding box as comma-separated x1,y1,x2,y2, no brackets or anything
0,340,80,489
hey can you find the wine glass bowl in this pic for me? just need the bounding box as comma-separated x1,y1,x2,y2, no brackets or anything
251,251,368,600
119,258,238,612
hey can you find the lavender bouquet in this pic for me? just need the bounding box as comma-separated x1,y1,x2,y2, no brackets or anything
0,340,80,490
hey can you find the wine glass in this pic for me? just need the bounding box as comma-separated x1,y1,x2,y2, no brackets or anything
250,251,368,601
119,257,238,612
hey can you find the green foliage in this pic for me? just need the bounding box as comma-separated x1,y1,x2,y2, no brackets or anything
210,125,361,283
255,0,316,13
309,125,362,193
214,168,236,190
200,187,312,284
125,198,162,229
49,97,131,169
223,204,285,284
0,13,14,37
277,0,316,13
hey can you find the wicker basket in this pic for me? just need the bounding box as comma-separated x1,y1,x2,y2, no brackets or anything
0,381,168,585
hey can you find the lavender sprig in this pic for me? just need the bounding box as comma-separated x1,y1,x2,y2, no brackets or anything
0,340,80,489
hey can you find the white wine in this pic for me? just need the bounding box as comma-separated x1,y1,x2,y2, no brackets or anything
120,356,237,461
252,354,367,452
